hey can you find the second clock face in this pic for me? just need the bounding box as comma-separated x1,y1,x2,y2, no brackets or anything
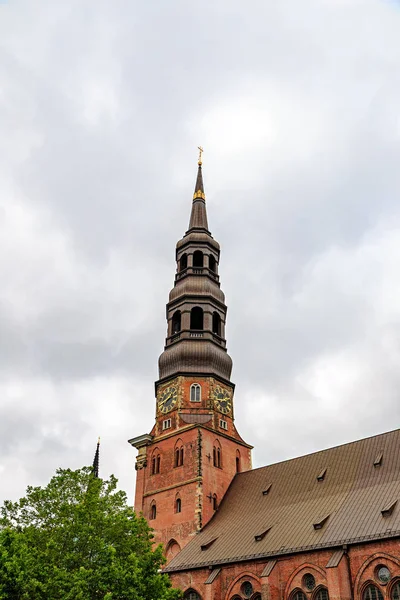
213,385,232,415
158,385,178,414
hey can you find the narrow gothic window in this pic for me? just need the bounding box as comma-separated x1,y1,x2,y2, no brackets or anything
180,253,187,271
213,442,222,468
392,582,400,600
363,586,384,600
150,502,156,520
212,311,221,336
190,383,201,402
315,589,329,600
212,494,218,510
236,450,241,473
176,497,182,513
184,591,201,600
174,442,184,467
172,310,181,334
193,250,203,267
151,451,160,475
291,591,306,600
190,307,203,330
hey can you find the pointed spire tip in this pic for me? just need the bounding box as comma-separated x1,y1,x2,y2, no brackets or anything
193,146,205,201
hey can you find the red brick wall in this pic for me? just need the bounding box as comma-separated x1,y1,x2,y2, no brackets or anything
134,375,252,555
139,426,200,550
200,427,251,527
169,538,400,600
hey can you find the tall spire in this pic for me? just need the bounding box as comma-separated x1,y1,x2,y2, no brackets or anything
158,147,233,383
188,147,209,232
92,437,100,478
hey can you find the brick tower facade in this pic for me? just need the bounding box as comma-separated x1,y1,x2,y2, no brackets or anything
129,154,252,560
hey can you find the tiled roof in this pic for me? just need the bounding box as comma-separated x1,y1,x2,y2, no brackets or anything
165,429,400,572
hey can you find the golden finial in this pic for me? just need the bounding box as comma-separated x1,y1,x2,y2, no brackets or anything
198,145,203,165
97,436,100,444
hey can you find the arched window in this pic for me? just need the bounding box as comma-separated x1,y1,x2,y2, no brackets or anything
363,586,384,600
212,494,218,510
213,441,222,468
166,539,181,561
151,449,160,475
212,311,221,336
193,251,203,267
175,496,182,513
190,383,201,402
392,581,400,600
174,440,184,467
184,591,201,600
291,591,306,600
190,307,203,330
315,589,329,600
172,310,181,334
236,450,241,473
209,255,216,272
180,253,187,271
150,501,156,520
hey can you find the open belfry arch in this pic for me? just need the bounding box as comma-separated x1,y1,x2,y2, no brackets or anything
129,151,400,600
128,150,252,556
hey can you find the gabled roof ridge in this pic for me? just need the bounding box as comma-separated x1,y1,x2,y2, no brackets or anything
237,427,400,476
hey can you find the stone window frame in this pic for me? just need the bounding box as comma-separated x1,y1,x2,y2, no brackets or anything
190,383,201,402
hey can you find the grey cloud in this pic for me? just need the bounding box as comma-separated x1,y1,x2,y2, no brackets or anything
1,0,400,504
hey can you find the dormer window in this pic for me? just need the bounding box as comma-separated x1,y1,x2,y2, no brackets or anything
190,384,201,402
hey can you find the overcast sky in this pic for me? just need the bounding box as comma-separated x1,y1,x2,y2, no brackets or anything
1,0,400,505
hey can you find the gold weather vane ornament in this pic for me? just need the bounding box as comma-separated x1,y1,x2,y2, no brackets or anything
193,145,206,200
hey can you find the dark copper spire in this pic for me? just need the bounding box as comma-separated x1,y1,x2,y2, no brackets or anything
157,151,232,383
188,148,209,232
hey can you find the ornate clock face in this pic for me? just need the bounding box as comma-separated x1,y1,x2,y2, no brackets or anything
158,385,178,414
212,385,232,415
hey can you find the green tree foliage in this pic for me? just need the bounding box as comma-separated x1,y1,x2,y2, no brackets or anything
0,468,181,600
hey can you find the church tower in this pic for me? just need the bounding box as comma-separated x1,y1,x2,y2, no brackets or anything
129,151,252,561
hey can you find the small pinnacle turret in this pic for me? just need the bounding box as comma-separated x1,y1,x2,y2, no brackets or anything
92,437,100,478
